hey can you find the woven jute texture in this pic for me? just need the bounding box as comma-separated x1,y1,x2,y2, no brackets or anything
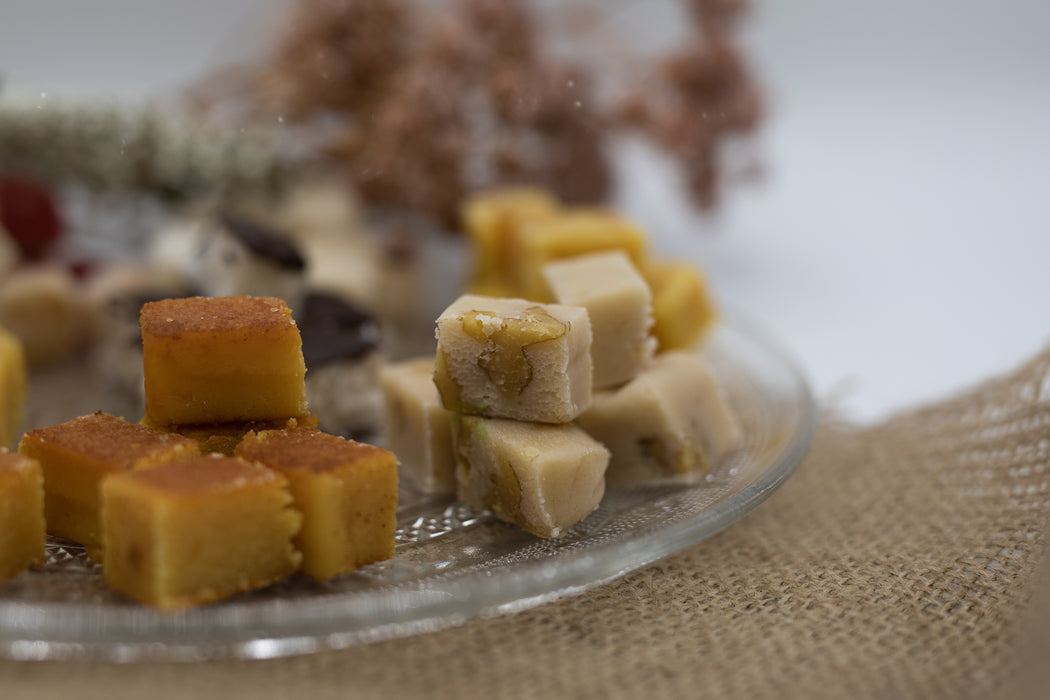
4,345,1050,699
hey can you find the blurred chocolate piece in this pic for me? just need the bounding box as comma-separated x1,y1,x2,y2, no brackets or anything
298,291,384,440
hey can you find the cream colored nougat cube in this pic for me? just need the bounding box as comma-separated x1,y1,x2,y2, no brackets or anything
379,357,456,494
542,251,655,389
434,294,593,423
452,415,608,538
576,351,740,488
461,187,561,297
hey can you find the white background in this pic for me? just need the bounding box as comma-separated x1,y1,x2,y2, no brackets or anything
1,0,1048,423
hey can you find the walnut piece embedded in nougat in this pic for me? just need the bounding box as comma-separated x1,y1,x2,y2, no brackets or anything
452,414,608,538
434,294,593,424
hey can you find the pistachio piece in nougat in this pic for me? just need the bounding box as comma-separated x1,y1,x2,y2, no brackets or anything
434,294,593,424
542,250,655,389
577,351,740,488
452,414,609,538
379,357,456,494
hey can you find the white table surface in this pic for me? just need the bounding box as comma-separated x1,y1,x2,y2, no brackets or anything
2,0,1048,423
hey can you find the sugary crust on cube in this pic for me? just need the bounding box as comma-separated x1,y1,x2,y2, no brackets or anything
0,448,37,476
235,427,397,476
435,294,593,423
141,413,319,456
140,296,298,337
20,411,200,470
113,454,285,497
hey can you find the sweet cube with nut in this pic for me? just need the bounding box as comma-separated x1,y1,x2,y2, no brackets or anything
576,351,740,488
452,414,609,538
434,294,593,424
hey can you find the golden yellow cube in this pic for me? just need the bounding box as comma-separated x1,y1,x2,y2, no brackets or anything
235,427,398,581
0,325,28,450
461,187,561,297
19,411,200,559
511,209,650,302
101,454,302,610
0,449,45,583
645,260,719,351
140,296,309,426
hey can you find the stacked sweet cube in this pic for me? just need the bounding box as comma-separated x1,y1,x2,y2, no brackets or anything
382,189,740,537
8,295,397,608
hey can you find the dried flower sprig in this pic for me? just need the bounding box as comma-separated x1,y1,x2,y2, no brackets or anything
0,96,309,205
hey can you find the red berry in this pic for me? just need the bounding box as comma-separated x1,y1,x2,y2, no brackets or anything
0,175,64,261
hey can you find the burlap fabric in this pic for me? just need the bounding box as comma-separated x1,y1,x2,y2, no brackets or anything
3,345,1049,699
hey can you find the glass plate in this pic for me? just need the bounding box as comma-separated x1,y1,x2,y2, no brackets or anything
0,312,815,662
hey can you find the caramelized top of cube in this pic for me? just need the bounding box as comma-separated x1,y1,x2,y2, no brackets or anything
0,448,37,477
118,454,283,496
236,428,394,475
140,296,297,337
20,411,199,469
